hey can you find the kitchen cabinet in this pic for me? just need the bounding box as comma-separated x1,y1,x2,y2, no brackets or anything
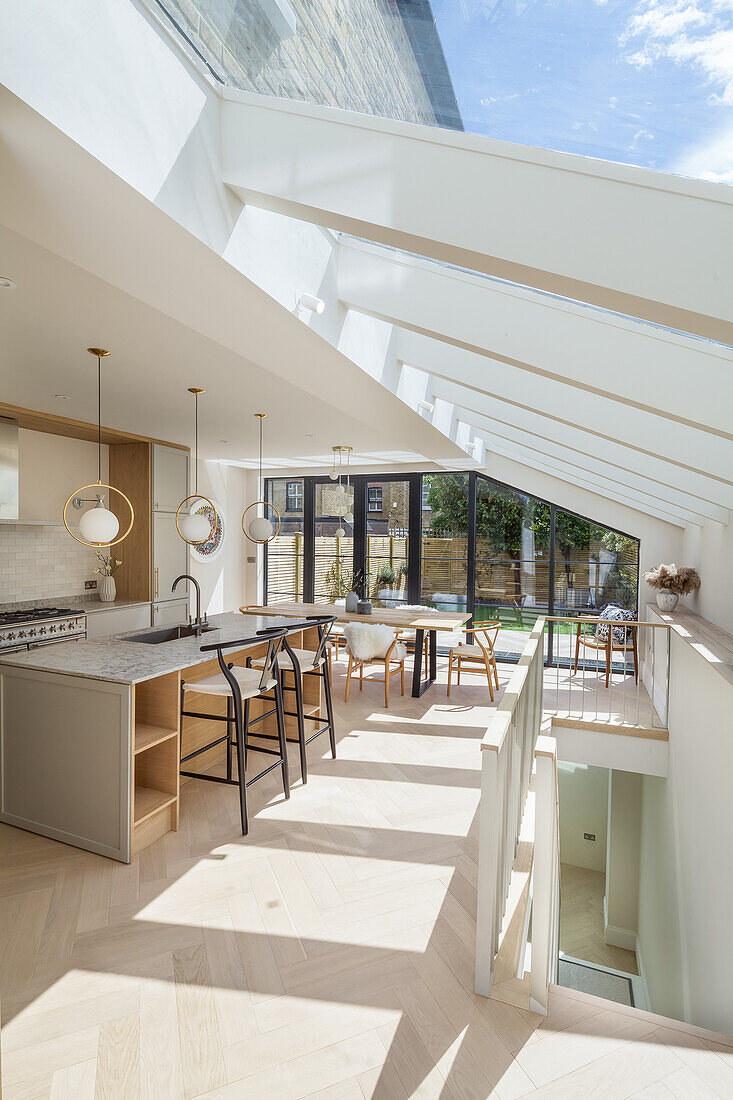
86,603,151,640
152,599,189,628
153,512,188,603
152,444,189,513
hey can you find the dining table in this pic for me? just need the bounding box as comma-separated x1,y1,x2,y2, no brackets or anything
242,602,471,697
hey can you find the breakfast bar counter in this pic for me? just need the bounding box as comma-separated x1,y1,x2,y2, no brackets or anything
0,612,319,862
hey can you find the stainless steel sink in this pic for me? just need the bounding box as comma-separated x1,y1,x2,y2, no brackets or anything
126,624,217,644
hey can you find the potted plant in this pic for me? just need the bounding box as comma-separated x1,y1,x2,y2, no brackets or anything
94,552,122,603
642,563,700,612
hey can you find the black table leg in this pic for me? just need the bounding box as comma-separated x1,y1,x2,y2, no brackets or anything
411,628,438,697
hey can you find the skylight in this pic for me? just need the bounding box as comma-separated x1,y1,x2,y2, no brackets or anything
155,0,733,184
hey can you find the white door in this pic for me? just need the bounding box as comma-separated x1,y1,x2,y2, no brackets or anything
153,512,189,602
152,444,189,513
152,599,189,628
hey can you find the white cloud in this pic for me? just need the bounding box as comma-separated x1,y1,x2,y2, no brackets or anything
629,128,656,148
673,119,733,179
622,1,733,103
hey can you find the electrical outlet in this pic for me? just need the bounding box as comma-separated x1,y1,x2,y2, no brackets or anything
85,580,97,590
584,832,596,842
246,556,256,564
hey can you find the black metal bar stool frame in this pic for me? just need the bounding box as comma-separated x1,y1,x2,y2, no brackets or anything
246,615,337,784
179,626,290,836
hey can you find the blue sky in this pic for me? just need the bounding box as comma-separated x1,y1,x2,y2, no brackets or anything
430,0,733,182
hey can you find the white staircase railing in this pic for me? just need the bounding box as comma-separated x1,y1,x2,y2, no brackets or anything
529,736,560,1014
475,618,544,996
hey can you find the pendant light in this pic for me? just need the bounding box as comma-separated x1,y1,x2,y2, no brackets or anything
63,349,134,547
242,413,281,543
176,388,218,545
329,445,353,537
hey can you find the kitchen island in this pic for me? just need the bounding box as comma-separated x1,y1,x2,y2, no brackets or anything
0,612,319,861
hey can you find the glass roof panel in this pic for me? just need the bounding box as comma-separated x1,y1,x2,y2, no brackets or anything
155,0,733,183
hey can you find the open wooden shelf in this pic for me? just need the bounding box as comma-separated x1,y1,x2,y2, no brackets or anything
134,785,177,827
134,723,178,755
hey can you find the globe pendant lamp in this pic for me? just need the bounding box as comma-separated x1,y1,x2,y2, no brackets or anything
176,388,218,545
63,349,134,547
242,413,281,544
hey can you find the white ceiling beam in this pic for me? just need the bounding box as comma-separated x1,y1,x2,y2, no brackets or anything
420,387,689,526
478,434,690,529
338,242,733,441
222,90,733,343
447,397,724,525
395,342,733,510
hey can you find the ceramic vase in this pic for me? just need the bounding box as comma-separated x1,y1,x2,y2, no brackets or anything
357,599,372,615
345,590,359,613
99,576,116,603
656,590,678,612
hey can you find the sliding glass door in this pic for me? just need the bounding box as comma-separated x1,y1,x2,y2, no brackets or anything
265,471,639,666
264,478,305,603
365,477,411,607
313,481,355,605
474,476,551,660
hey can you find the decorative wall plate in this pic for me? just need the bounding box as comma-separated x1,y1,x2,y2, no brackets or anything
190,499,225,562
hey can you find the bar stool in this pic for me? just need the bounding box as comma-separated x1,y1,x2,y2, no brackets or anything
248,615,336,783
179,626,289,836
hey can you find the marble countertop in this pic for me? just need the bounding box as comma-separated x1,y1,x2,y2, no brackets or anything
0,595,152,615
0,612,313,685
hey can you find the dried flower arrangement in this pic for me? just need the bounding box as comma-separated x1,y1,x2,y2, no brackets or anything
94,552,122,578
642,563,700,596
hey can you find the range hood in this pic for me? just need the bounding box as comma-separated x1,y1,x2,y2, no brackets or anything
0,418,19,520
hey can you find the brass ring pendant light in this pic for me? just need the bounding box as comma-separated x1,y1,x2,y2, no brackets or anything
242,413,281,544
63,349,134,548
176,388,218,545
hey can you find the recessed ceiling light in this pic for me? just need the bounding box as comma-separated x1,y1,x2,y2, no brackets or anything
305,433,314,438
0,276,17,290
54,394,70,400
219,439,229,444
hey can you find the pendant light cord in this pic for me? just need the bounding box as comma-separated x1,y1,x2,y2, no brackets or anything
97,353,102,485
258,415,263,501
194,392,198,496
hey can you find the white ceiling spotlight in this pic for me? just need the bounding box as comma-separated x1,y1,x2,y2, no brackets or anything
0,276,17,290
294,291,326,315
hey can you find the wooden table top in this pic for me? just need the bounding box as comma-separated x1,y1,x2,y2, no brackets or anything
243,602,471,632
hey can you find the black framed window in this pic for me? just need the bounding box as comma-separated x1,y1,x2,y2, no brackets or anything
265,471,639,665
263,478,304,604
367,486,383,512
286,481,303,511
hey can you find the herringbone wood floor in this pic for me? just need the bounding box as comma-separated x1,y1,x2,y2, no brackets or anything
559,865,639,975
1,656,731,1098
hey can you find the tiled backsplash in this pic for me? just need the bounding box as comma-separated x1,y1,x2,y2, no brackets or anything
0,525,100,603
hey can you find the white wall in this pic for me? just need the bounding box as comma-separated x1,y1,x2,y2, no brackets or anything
188,461,248,615
637,633,733,1034
558,761,608,873
605,770,642,948
681,521,733,635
